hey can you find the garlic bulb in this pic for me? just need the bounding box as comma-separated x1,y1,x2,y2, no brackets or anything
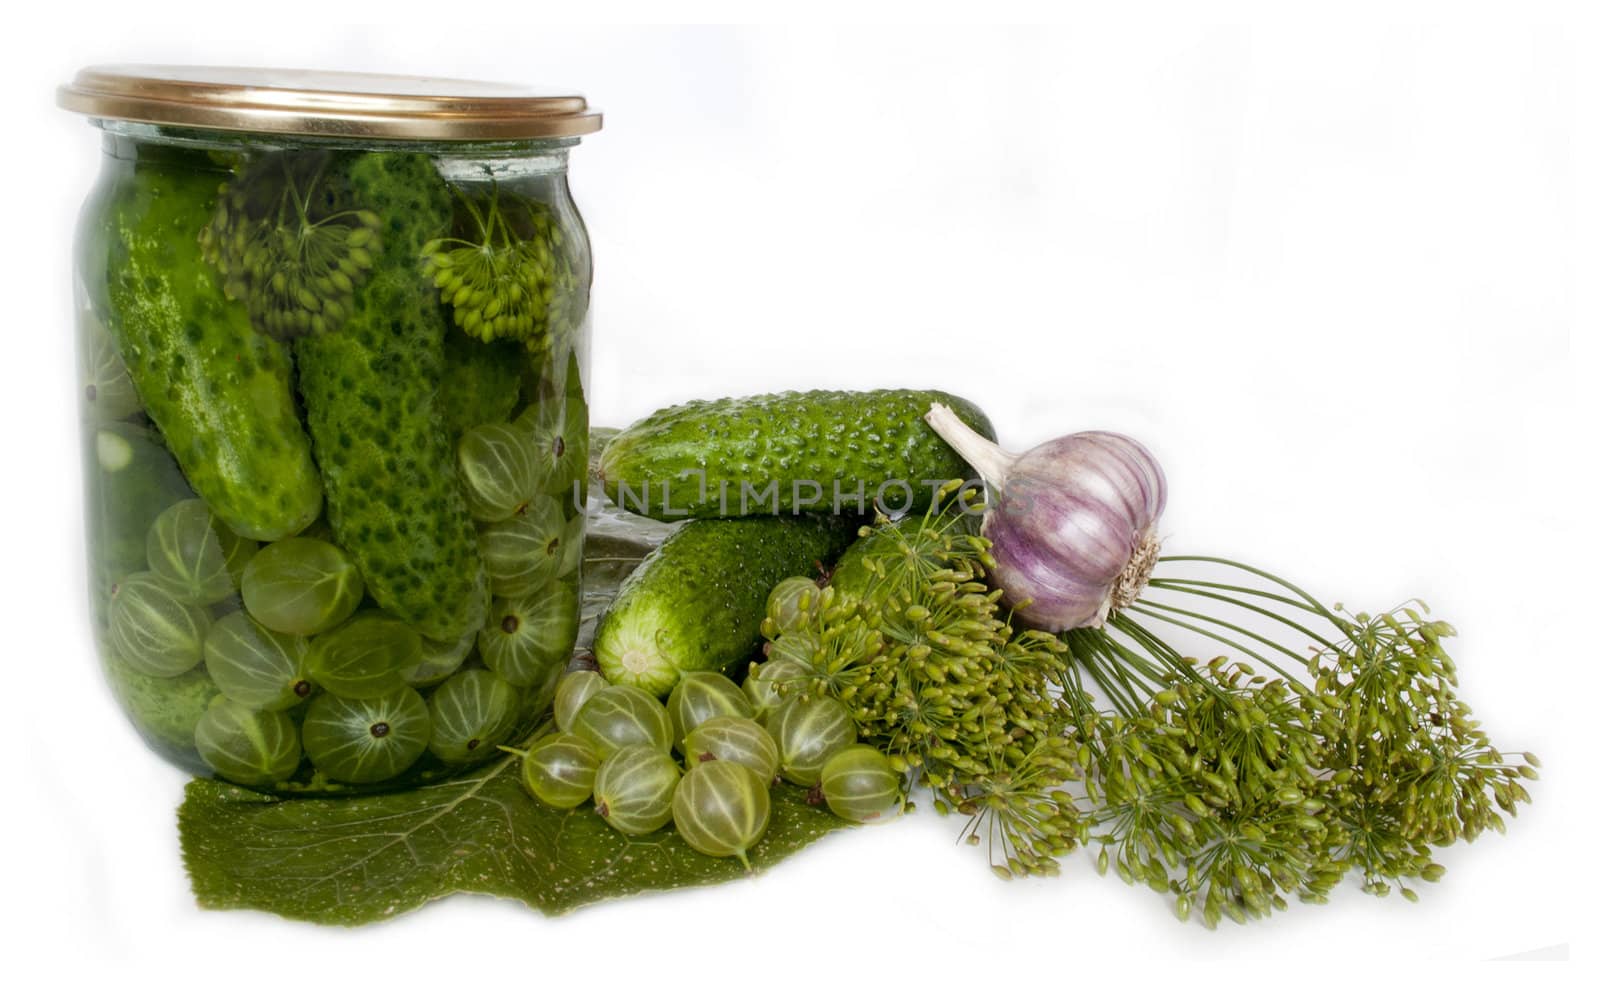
924,403,1166,631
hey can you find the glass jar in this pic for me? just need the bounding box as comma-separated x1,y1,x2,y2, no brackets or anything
59,67,600,792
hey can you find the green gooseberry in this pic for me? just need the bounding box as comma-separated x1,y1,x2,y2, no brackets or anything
672,761,771,867
426,669,521,765
403,631,476,687
682,716,779,785
240,537,364,636
458,422,539,523
204,610,314,711
820,744,902,823
519,733,600,809
571,684,672,760
742,657,812,723
146,498,257,605
515,396,588,497
307,612,422,699
553,670,609,732
108,573,211,677
667,671,754,748
592,744,679,835
301,688,431,784
479,496,566,597
193,697,302,786
766,694,857,787
763,576,820,638
478,582,579,686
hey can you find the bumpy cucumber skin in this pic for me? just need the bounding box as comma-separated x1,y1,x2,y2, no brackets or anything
594,516,857,696
438,333,523,436
84,152,322,541
599,389,995,521
100,659,218,774
295,153,487,641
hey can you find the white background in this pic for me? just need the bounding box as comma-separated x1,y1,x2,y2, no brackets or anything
1,3,1591,979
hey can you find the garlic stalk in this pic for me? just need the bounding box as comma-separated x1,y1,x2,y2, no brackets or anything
924,403,1166,631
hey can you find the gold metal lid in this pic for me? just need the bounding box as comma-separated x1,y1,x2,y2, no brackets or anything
57,65,602,141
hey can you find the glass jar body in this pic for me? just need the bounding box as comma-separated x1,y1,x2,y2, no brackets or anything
74,125,592,793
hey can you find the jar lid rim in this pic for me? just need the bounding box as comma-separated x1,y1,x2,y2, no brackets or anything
57,65,602,141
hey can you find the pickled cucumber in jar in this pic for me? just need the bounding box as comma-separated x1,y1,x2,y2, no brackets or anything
66,74,598,793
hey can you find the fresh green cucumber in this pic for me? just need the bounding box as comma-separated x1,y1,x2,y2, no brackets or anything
294,152,487,641
599,389,994,521
84,150,323,540
593,516,857,696
516,346,590,514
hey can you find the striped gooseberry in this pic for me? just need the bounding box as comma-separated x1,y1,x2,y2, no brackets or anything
426,669,521,765
592,745,679,835
479,496,566,597
571,684,672,760
306,611,422,699
553,670,609,732
146,498,257,605
672,760,771,867
203,610,314,711
742,657,811,723
478,582,579,686
193,697,302,786
457,422,538,523
301,688,431,784
766,694,856,787
239,537,363,636
820,744,902,822
516,396,588,496
667,671,753,748
109,573,211,678
762,576,821,637
519,733,601,809
682,716,779,785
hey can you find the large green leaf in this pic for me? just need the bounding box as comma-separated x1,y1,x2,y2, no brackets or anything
177,431,855,925
180,758,848,924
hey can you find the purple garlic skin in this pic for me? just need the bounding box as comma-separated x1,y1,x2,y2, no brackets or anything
982,432,1167,631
